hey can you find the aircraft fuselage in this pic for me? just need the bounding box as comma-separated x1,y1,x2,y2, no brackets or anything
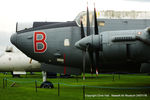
11,19,150,74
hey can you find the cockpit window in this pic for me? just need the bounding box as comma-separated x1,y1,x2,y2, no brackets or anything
17,22,33,32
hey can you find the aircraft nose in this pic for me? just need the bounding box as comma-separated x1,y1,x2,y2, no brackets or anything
10,33,17,46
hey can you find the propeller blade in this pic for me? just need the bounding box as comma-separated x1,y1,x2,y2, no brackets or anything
88,50,94,74
94,5,98,35
81,21,85,39
95,50,99,76
86,3,90,36
80,19,86,80
83,51,86,80
94,3,99,76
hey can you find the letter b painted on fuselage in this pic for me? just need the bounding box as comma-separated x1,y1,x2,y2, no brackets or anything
34,32,47,53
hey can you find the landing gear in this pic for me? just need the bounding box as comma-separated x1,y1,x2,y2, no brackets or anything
40,81,54,88
40,71,54,88
42,71,47,82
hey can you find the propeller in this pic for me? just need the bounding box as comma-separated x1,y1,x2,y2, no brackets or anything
80,2,91,80
86,3,90,36
93,4,99,76
85,3,95,77
78,3,100,80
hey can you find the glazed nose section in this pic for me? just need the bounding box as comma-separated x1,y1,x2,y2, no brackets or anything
10,33,17,46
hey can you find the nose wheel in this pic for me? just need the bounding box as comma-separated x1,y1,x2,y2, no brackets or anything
40,71,54,88
40,81,54,88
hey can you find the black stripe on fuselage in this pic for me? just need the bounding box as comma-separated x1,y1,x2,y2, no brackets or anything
33,22,61,28
17,21,78,34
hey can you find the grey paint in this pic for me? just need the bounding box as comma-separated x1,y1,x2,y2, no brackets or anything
11,18,150,74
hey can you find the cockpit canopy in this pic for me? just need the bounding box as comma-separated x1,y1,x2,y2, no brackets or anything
16,11,99,32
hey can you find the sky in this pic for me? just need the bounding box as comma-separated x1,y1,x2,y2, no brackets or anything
0,0,150,50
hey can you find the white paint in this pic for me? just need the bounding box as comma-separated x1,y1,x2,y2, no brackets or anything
57,58,64,63
64,39,70,46
13,71,26,75
0,51,41,72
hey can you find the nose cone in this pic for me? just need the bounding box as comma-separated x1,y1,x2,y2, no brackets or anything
10,33,17,46
75,35,100,51
75,36,92,50
75,41,81,49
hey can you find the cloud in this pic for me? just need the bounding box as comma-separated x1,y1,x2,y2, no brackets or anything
125,0,150,2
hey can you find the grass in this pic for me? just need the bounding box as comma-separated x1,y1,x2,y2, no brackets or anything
0,73,150,100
